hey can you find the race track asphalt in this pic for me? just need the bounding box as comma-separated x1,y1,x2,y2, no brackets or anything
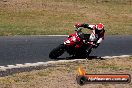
0,35,131,66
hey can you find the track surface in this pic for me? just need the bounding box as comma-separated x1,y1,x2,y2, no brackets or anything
0,35,131,66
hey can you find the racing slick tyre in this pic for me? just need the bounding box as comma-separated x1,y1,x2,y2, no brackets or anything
49,44,65,59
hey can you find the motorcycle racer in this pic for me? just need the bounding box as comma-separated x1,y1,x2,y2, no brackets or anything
74,23,105,49
49,23,106,59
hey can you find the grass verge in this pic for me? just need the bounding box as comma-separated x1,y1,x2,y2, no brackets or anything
0,0,131,35
0,56,132,88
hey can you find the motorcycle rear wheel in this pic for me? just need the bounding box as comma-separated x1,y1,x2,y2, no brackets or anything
49,44,65,59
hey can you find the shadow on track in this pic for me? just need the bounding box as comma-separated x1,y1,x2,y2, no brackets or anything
51,56,105,60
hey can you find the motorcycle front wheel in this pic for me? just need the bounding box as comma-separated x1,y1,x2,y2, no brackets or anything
49,44,66,59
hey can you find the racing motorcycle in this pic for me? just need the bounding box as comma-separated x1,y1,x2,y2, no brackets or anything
49,28,96,59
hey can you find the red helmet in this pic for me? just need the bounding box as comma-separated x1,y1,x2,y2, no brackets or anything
96,23,104,30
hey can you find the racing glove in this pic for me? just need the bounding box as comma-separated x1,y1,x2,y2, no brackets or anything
74,23,83,28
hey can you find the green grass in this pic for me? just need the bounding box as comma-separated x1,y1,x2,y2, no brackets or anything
0,0,131,36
